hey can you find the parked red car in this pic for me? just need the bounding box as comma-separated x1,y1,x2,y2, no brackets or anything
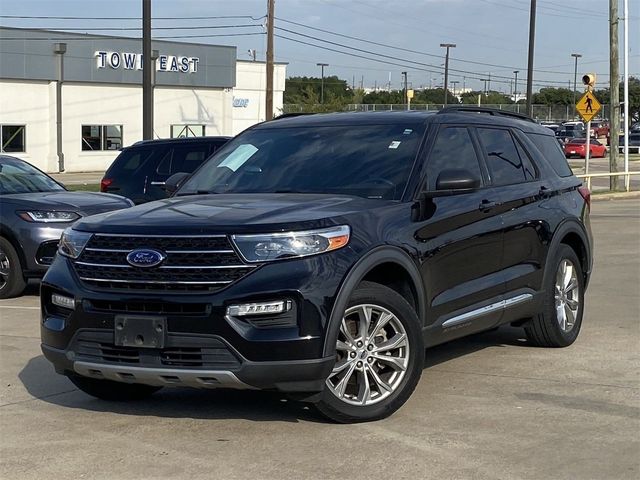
590,120,609,139
564,138,607,158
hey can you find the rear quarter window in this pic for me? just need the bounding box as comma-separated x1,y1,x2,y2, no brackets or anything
526,133,573,177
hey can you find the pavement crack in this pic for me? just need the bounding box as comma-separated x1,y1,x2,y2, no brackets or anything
0,388,78,408
428,368,637,390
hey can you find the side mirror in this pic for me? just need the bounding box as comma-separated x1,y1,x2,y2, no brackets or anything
435,169,481,192
411,169,480,222
164,172,190,195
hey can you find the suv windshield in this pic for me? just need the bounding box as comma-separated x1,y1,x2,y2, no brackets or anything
0,157,64,194
178,124,425,200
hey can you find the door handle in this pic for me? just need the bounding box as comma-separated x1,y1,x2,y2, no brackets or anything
479,199,501,212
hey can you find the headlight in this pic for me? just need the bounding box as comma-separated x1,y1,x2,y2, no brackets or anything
58,228,93,259
18,211,80,223
232,225,350,263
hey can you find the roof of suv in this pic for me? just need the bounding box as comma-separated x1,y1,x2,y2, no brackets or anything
260,108,552,135
127,136,231,149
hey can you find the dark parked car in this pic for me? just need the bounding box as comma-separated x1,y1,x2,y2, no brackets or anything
556,128,586,144
0,155,132,298
618,133,640,154
41,107,592,423
100,136,230,204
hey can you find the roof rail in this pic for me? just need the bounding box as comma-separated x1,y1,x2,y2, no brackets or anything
270,112,316,121
437,106,536,123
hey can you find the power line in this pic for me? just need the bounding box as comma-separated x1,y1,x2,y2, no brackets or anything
2,24,262,32
276,16,575,75
0,14,265,20
275,33,569,89
0,32,265,41
275,26,566,87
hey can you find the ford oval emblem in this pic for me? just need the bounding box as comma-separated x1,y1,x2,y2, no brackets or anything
126,249,166,268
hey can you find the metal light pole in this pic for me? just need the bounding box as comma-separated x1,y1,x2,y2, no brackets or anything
317,63,328,104
513,70,519,102
571,53,582,113
54,42,66,172
525,0,537,117
401,71,408,106
440,43,456,105
451,80,459,99
142,0,153,140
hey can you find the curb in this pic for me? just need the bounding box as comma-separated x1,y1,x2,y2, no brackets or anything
591,191,640,201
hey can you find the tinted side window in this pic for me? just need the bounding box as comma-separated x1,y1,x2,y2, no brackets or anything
477,128,528,186
426,127,482,190
107,147,157,176
157,144,210,175
526,133,573,177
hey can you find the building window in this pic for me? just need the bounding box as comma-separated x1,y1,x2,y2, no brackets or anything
1,125,26,153
171,125,206,138
81,125,123,151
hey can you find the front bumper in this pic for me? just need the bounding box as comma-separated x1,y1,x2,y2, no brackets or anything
40,249,356,393
42,341,334,393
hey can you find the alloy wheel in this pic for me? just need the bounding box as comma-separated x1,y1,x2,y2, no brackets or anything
0,246,10,291
326,304,410,406
554,259,580,333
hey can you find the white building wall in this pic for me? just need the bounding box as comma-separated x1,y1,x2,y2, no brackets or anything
232,61,286,135
1,61,285,173
0,79,55,172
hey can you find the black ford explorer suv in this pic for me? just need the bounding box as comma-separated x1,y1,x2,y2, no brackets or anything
41,107,592,423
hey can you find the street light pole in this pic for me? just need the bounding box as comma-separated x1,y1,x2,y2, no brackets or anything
525,0,537,117
316,63,328,104
440,43,456,105
451,80,459,98
142,0,153,140
513,70,519,102
401,71,408,106
571,53,582,114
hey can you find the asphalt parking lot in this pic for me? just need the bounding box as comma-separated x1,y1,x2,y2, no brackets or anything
1,199,638,480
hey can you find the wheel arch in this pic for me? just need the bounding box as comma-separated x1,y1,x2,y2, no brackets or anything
546,219,591,287
322,246,426,357
0,226,27,272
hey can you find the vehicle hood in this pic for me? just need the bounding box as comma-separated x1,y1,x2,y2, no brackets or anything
73,193,391,234
1,191,133,216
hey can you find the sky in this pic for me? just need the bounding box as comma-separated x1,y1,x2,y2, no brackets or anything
0,0,638,94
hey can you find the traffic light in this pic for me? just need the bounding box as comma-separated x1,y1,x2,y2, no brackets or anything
582,73,596,87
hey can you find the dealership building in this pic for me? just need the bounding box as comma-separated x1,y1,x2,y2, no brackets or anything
0,27,286,173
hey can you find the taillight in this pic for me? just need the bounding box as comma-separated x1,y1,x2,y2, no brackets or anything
578,185,591,211
100,178,113,192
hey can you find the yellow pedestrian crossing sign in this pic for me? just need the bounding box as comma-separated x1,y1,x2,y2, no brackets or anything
576,91,601,122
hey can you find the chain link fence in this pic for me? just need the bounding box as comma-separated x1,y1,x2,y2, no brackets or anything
283,104,611,123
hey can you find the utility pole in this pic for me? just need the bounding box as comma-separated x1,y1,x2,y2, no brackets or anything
317,63,328,103
609,0,620,190
142,0,153,140
623,0,630,191
265,0,275,120
481,78,489,95
571,53,582,115
451,80,459,98
513,70,519,102
487,73,491,93
440,43,456,105
525,0,537,117
401,71,408,106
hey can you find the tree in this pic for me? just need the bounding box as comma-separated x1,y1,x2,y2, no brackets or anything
460,90,512,104
284,76,352,106
532,87,574,106
413,88,459,104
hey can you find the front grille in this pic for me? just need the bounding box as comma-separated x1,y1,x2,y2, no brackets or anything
73,331,241,369
73,234,255,293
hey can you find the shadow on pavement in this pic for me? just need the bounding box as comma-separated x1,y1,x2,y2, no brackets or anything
19,326,530,422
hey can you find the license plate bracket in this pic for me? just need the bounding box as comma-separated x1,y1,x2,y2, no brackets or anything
114,315,166,349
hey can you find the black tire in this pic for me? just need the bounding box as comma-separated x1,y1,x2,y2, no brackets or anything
68,375,162,401
525,245,585,347
0,237,27,299
316,281,424,423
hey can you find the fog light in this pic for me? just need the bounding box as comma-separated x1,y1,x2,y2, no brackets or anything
51,293,75,310
226,300,291,317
